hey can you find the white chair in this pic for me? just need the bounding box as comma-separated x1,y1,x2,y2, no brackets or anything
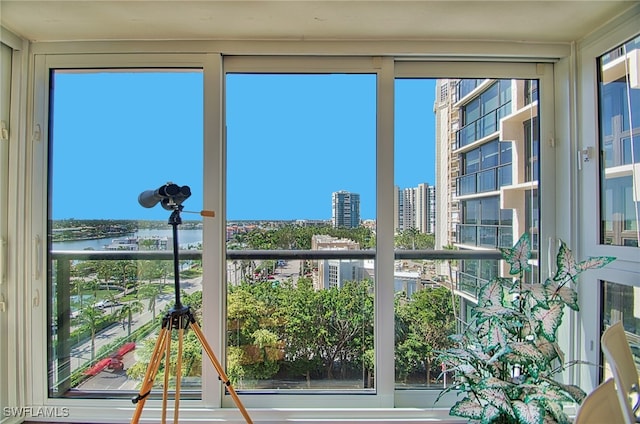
601,321,640,424
574,379,625,424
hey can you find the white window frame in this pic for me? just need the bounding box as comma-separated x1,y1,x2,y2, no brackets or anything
393,61,556,408
575,14,640,393
0,41,13,424
221,55,396,409
30,53,225,422
1,26,28,424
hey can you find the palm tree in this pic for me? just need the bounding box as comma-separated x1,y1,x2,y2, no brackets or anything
118,299,144,337
138,283,162,320
79,305,104,362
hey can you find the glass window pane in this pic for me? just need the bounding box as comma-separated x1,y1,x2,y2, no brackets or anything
225,73,376,392
394,76,539,390
394,79,454,388
464,149,480,173
463,200,479,224
598,34,640,248
464,98,480,125
48,70,204,397
481,197,499,225
478,169,496,192
482,83,499,115
458,174,476,196
602,281,640,380
500,141,512,164
481,141,499,169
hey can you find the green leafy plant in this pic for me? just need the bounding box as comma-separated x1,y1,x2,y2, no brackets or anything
437,233,615,424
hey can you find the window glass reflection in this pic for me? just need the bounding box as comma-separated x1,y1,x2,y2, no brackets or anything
598,35,640,248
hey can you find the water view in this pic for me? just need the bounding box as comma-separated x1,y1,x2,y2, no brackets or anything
52,228,203,251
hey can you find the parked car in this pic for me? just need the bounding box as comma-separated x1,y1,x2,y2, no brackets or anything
95,300,115,309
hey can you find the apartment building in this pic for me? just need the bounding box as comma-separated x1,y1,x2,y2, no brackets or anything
311,234,364,290
331,190,361,229
435,78,540,305
394,183,435,234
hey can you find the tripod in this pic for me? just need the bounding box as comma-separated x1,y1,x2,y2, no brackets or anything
130,204,253,424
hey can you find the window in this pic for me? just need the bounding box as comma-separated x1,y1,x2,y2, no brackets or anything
47,69,204,397
458,80,512,148
393,75,539,390
579,28,640,392
602,280,640,379
459,140,512,196
224,72,376,392
598,34,640,248
32,54,555,417
525,117,540,182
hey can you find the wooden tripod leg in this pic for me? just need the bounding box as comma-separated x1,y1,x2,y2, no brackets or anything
173,321,184,424
161,326,172,424
189,321,254,424
131,326,171,424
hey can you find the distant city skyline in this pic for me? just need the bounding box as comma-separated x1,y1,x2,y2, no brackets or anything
51,72,435,221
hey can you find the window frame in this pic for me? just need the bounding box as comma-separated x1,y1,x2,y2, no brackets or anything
1,27,28,420
393,61,556,407
0,41,13,421
575,21,640,393
30,53,224,417
25,42,622,420
221,55,396,409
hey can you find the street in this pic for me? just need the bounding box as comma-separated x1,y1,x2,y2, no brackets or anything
72,277,203,391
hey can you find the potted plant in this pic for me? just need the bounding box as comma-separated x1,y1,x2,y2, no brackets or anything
437,233,615,424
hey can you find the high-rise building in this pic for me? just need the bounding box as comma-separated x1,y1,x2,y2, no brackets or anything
435,78,540,306
332,190,360,228
394,183,435,234
434,79,460,251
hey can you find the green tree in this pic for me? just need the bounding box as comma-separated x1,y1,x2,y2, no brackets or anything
118,299,144,336
138,283,162,320
227,283,283,382
78,305,104,362
394,229,435,250
278,277,324,385
395,287,456,385
316,279,374,380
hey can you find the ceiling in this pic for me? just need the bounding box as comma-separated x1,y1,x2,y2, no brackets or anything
1,1,638,44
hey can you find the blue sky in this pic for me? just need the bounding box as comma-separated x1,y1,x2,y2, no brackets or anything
51,72,435,221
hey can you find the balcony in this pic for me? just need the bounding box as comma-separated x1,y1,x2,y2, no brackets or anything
457,164,512,196
49,247,503,397
457,224,513,249
456,102,511,149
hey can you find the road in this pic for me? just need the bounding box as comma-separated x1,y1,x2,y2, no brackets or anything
71,277,203,390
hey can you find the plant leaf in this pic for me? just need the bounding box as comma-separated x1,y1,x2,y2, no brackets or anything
544,399,571,424
546,282,579,311
485,320,510,350
512,399,544,424
507,341,547,364
533,303,564,342
518,283,551,310
553,240,615,283
487,344,512,364
480,387,514,417
549,381,587,403
450,397,483,420
477,278,508,306
500,233,532,275
480,402,503,424
536,339,562,363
